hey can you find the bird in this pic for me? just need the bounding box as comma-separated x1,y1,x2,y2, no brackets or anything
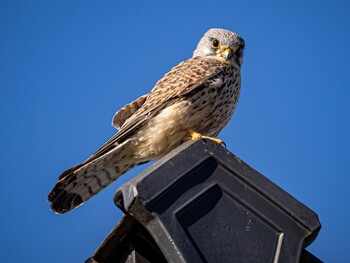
48,28,245,214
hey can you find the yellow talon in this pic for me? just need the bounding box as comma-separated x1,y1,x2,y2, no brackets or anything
201,136,223,144
183,129,224,145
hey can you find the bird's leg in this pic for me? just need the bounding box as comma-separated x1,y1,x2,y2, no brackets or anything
183,128,201,141
183,128,224,145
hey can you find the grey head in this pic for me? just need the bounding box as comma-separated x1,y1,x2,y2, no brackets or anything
193,28,245,67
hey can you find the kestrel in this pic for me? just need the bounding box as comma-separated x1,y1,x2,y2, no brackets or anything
48,28,245,214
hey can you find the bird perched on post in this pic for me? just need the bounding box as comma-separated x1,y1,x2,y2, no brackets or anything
48,28,245,214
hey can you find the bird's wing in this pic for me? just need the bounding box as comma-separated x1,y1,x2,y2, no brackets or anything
82,56,226,164
112,94,148,130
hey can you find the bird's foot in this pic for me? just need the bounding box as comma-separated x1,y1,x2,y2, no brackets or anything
183,128,225,146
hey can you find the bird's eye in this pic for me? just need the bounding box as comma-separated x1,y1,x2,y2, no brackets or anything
212,39,220,48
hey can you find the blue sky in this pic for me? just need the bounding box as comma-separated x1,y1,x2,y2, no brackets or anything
1,1,349,262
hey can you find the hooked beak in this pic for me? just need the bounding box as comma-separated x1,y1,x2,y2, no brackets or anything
221,48,232,60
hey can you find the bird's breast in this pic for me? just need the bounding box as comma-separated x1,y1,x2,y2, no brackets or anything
131,67,241,161
182,67,241,137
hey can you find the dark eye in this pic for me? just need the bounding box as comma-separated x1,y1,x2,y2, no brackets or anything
238,42,245,51
212,39,220,48
236,44,244,54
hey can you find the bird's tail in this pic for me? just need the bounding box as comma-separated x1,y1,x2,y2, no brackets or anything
48,142,137,214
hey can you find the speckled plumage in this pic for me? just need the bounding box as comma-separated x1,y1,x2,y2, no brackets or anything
48,28,245,214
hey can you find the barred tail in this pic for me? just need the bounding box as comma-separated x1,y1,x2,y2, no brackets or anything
48,142,137,214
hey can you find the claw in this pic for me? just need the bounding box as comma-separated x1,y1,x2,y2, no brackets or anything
201,136,223,144
183,129,225,145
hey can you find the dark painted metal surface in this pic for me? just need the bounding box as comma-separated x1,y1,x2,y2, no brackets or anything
87,140,322,263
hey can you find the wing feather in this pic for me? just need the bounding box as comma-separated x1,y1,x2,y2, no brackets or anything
112,94,148,130
83,56,227,164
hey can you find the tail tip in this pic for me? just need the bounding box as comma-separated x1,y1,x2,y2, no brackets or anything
49,192,84,214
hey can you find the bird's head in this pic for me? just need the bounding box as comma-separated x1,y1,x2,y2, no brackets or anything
193,28,245,68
